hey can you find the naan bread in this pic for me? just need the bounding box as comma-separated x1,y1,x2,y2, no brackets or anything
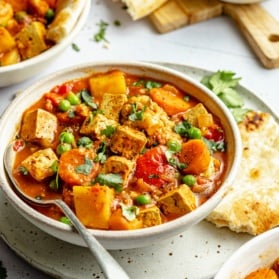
116,0,168,20
206,111,279,235
46,0,86,43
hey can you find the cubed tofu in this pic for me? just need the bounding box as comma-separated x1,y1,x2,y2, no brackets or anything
102,156,135,185
138,206,162,228
89,71,127,100
158,184,196,216
80,113,118,140
73,185,115,229
0,48,20,66
100,93,128,121
0,27,16,53
20,108,57,147
110,125,147,159
183,103,211,128
15,21,47,60
21,148,58,181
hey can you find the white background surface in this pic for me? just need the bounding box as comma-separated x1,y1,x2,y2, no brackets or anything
0,0,278,278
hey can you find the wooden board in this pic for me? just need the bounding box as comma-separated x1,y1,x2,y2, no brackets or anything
149,0,279,69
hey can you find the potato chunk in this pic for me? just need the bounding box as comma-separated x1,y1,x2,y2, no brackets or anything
100,93,128,121
15,21,47,60
73,185,115,229
0,27,16,53
0,48,20,66
110,125,147,159
158,184,197,216
21,148,58,181
89,71,127,100
20,108,57,147
138,206,162,228
80,113,118,140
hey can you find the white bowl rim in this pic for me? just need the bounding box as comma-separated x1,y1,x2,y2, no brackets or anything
0,0,90,74
0,60,242,243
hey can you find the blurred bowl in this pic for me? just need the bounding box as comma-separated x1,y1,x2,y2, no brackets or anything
0,0,90,87
215,227,279,279
0,61,242,250
220,0,264,3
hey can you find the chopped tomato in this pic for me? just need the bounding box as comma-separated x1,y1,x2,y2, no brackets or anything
135,145,177,188
204,125,224,142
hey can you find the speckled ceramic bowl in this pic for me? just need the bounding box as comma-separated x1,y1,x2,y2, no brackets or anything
0,0,90,87
0,61,242,250
215,227,279,279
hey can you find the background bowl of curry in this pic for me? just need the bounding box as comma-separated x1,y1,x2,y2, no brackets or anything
215,227,279,279
0,0,90,87
0,61,242,249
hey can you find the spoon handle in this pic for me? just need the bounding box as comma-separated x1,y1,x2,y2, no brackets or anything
54,199,130,279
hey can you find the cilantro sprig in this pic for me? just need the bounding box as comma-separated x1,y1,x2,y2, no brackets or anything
201,70,250,122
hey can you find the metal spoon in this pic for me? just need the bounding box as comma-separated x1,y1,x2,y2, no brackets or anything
4,142,130,279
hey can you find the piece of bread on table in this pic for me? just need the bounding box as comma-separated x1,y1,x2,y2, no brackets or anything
46,0,86,43
114,0,168,20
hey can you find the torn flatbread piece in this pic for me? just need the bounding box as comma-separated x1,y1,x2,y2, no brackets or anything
46,0,86,43
206,111,279,235
115,0,168,20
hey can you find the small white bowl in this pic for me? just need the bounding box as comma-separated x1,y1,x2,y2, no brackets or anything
215,227,279,279
0,61,242,250
0,1,90,87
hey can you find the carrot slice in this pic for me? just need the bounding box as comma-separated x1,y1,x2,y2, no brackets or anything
178,139,211,174
58,148,100,186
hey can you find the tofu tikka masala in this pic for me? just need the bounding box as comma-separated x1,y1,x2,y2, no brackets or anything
11,69,228,230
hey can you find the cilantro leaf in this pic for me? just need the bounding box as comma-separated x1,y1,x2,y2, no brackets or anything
75,157,94,175
94,173,123,192
201,70,249,122
202,71,241,94
120,203,139,221
218,88,244,108
80,90,97,109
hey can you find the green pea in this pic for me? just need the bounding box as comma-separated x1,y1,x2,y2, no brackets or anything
60,216,72,225
188,127,202,139
167,139,181,152
45,8,55,23
135,194,151,205
58,99,71,112
182,175,196,187
59,131,75,144
67,92,80,105
56,143,72,155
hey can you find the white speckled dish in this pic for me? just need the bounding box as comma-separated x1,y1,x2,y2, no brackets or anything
0,63,278,279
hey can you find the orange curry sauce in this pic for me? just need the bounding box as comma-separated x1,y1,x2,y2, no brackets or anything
12,70,228,230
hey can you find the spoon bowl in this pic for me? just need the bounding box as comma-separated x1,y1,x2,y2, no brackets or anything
4,141,130,279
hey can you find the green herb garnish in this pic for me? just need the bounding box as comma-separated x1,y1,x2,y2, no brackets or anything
120,203,139,221
94,142,107,164
101,125,115,137
80,90,97,109
128,103,146,121
94,20,109,43
201,70,250,122
72,43,80,52
75,157,94,175
94,173,123,192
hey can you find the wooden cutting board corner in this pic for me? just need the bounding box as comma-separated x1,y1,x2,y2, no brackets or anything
149,0,279,69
